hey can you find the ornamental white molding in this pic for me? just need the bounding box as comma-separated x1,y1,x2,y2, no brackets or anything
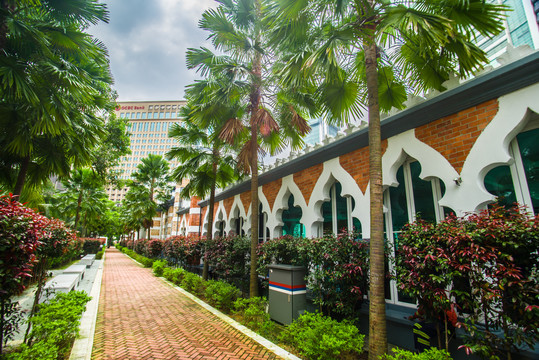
447,82,539,214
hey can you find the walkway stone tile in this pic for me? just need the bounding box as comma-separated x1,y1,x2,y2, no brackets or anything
92,248,279,360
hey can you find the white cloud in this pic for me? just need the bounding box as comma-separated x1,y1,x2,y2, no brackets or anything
89,0,217,101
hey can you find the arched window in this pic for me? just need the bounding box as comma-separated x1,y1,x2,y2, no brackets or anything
384,160,447,305
282,195,305,237
320,182,362,237
231,209,244,236
258,204,269,243
484,125,538,214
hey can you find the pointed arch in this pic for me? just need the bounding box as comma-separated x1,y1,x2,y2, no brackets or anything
449,83,539,213
269,175,308,237
308,158,368,237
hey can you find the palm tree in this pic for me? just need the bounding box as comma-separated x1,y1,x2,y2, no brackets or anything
189,0,313,297
54,168,104,233
130,154,172,237
0,0,114,197
166,102,238,280
274,1,506,358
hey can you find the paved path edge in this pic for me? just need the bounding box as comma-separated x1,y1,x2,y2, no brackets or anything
69,252,105,360
157,276,301,360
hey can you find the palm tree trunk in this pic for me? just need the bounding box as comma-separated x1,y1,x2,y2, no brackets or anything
74,191,83,232
203,177,216,280
365,32,388,359
203,148,219,280
249,6,262,297
13,156,30,197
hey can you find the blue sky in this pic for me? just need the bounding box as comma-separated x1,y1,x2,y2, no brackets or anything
89,0,215,101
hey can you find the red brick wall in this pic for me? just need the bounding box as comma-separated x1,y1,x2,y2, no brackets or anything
339,139,388,193
263,178,282,212
415,99,498,173
224,197,234,217
293,163,323,205
240,191,251,214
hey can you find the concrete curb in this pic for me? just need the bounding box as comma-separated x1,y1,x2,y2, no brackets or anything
157,276,302,360
69,253,105,360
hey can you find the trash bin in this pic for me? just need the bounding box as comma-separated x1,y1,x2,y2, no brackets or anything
268,264,306,325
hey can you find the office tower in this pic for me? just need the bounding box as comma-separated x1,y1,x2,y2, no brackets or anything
478,1,539,61
303,118,340,146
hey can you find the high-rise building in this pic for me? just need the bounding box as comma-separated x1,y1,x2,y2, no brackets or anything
106,100,186,204
303,118,340,146
106,100,194,240
478,1,539,61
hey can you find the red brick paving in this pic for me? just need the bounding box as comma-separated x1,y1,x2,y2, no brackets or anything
91,248,279,360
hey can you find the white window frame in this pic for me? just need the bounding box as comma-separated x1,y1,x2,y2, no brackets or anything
321,183,354,236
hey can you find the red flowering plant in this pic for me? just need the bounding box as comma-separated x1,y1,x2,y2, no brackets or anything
162,235,204,267
145,239,164,258
205,235,250,290
304,230,370,319
453,204,539,360
396,217,458,351
396,204,539,359
23,218,77,342
0,195,47,353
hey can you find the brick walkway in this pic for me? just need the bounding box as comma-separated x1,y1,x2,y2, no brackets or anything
92,248,279,360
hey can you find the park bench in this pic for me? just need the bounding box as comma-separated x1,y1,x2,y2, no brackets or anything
79,254,95,268
63,264,86,281
40,273,80,302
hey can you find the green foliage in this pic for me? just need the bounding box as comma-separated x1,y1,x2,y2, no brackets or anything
381,347,453,360
233,297,274,335
8,341,58,360
152,260,167,277
204,280,240,313
7,291,91,360
163,267,186,286
82,239,102,254
95,249,104,260
279,312,364,360
180,272,205,296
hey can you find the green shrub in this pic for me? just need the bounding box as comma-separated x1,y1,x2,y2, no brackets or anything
152,260,167,277
204,280,240,313
8,341,58,360
95,249,104,260
180,272,205,296
381,348,453,360
233,297,274,335
7,291,91,360
165,268,186,285
140,257,154,268
279,312,364,360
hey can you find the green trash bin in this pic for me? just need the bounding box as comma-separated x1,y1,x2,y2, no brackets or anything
268,264,306,325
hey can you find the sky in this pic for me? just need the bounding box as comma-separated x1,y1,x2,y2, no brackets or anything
89,0,216,101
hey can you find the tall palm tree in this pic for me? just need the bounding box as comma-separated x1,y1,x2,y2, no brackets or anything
274,1,506,358
131,154,171,237
166,102,238,280
188,0,313,296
